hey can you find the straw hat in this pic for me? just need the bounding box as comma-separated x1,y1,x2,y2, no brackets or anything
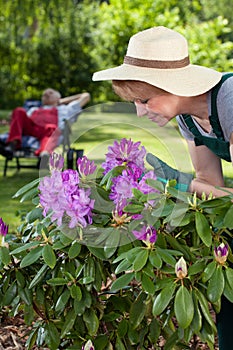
92,26,221,96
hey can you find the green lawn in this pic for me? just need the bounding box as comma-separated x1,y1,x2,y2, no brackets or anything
0,102,232,231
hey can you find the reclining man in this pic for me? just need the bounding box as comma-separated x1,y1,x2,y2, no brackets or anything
0,88,90,165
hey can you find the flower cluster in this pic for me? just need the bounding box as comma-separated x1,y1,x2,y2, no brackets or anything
39,168,94,229
103,139,158,214
38,139,158,232
102,138,146,175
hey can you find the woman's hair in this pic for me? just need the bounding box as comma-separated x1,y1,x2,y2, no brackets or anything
112,80,168,102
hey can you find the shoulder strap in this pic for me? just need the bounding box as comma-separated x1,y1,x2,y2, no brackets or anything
210,73,233,139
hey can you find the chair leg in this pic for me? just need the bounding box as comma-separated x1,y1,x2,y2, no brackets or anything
16,157,21,171
3,158,8,177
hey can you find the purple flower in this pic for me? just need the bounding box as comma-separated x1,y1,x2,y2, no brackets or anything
214,243,229,264
0,218,8,236
77,156,97,177
39,169,94,228
102,138,146,175
109,169,138,205
132,225,157,243
49,152,64,171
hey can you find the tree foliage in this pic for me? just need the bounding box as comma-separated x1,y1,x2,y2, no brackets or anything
0,0,233,108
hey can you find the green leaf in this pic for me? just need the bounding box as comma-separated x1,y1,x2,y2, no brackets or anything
45,322,60,350
16,270,26,288
133,249,149,271
0,246,11,265
26,207,43,223
60,309,76,338
191,290,202,332
11,242,40,255
195,211,212,247
18,286,33,306
111,272,134,292
83,308,99,336
207,265,224,303
24,303,34,325
123,203,144,213
68,241,81,258
42,244,56,269
223,205,233,228
152,283,176,316
20,246,43,268
104,228,120,258
2,282,17,306
202,261,216,282
188,260,206,276
47,277,67,286
115,258,132,274
156,247,176,266
29,264,48,289
70,284,82,300
141,273,156,294
174,285,194,329
195,289,216,331
117,319,128,338
149,250,162,268
129,292,147,329
13,178,40,198
223,268,233,302
225,267,233,289
55,289,70,312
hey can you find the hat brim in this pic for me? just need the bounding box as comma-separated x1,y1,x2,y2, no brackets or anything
92,64,222,97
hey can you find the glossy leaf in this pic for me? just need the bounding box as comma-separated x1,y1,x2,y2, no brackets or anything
223,205,233,228
68,241,81,258
20,246,43,268
195,289,217,331
55,289,70,312
83,308,99,336
202,261,216,282
46,322,60,350
141,273,156,294
129,292,147,329
195,211,212,247
0,246,11,266
207,265,224,303
42,244,56,269
133,249,149,271
152,283,176,316
111,272,134,292
174,285,194,329
60,309,76,338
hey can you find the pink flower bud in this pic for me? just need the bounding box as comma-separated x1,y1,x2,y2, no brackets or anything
175,257,187,279
214,243,228,264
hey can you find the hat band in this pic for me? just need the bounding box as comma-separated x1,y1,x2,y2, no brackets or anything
124,55,190,69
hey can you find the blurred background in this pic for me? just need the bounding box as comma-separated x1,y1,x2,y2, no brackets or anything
1,0,233,109
1,0,233,230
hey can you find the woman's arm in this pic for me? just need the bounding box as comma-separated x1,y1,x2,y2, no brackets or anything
187,140,233,197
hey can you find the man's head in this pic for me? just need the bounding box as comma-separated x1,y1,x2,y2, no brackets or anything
42,88,61,106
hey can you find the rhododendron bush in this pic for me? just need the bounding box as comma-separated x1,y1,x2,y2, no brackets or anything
0,138,233,350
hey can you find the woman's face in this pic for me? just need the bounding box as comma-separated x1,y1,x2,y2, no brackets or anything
112,80,178,127
134,94,178,127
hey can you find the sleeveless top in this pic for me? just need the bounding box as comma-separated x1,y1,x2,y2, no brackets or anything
181,73,233,162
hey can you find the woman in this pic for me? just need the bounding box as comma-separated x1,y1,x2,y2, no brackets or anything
93,26,233,198
92,26,233,350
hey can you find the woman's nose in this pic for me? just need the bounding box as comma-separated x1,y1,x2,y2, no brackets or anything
134,101,147,117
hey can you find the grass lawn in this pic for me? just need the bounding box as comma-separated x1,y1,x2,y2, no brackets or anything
0,102,232,231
